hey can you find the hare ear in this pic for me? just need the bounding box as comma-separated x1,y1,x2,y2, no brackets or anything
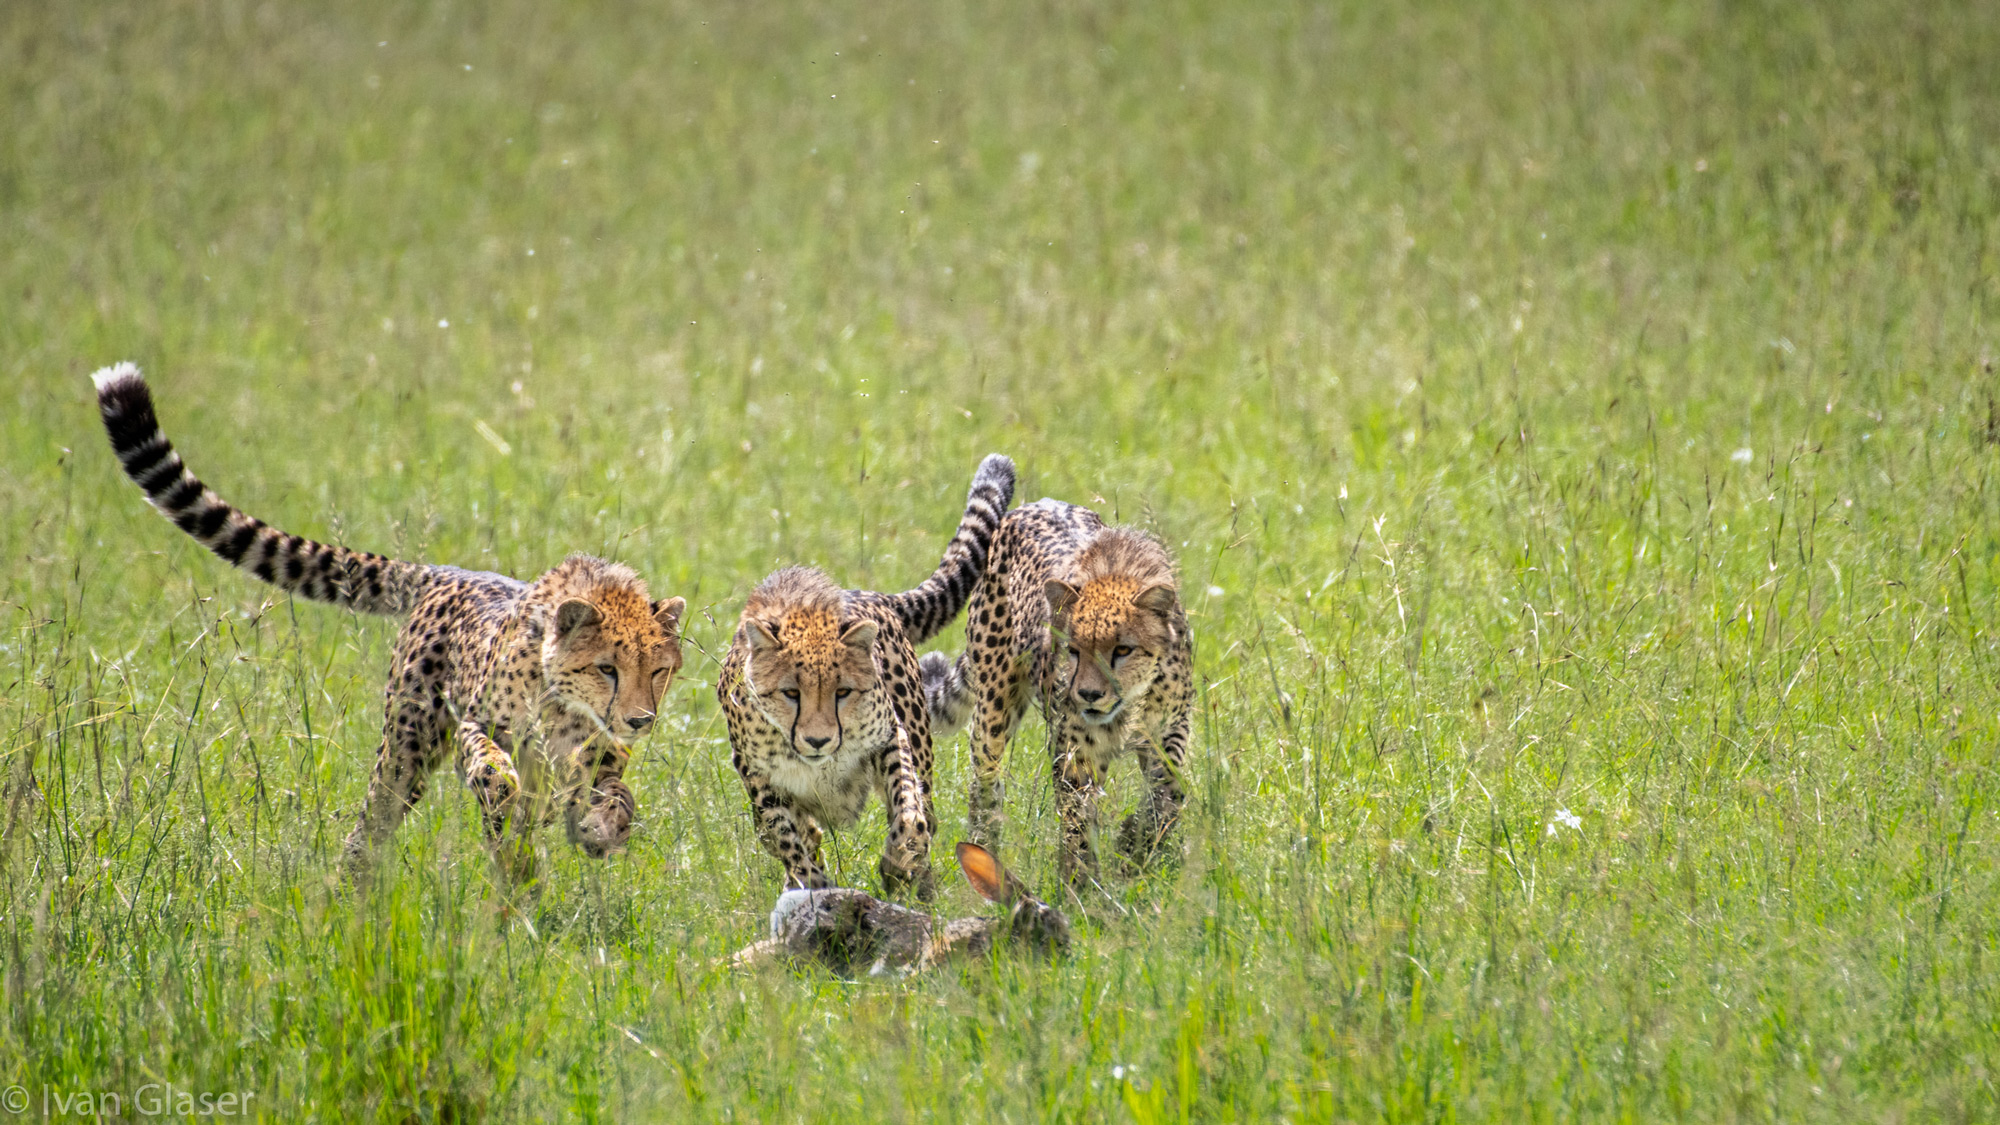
956,842,1012,904
652,596,687,636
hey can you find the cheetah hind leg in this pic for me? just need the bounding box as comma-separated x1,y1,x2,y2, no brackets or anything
339,705,442,887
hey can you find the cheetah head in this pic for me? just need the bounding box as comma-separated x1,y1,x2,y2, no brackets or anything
1046,528,1181,727
736,566,893,761
743,601,887,761
537,560,686,744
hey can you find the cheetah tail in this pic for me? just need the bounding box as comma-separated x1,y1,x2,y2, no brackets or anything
918,650,974,734
92,363,435,616
887,453,1015,644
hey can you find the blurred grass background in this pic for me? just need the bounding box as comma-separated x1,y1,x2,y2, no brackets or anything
3,0,1999,1119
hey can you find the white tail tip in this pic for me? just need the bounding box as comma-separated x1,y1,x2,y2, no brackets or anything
90,362,143,392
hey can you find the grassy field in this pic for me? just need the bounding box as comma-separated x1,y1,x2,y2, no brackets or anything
4,0,1999,1119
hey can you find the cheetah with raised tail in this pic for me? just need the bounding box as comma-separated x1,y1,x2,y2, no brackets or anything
921,500,1193,887
718,454,1015,901
92,364,686,891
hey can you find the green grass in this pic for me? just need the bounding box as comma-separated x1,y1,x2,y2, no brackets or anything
4,0,1999,1119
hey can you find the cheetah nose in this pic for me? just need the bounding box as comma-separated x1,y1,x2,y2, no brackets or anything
803,735,831,751
1075,686,1105,703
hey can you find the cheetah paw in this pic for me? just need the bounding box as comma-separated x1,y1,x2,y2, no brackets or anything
571,809,631,859
1114,815,1180,876
472,760,521,802
879,855,937,902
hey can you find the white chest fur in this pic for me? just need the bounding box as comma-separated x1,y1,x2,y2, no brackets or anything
766,741,881,827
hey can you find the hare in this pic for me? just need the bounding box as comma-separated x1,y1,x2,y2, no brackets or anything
732,842,1070,975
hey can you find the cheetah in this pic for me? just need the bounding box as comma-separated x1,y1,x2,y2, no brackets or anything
92,364,686,891
717,454,1015,901
920,500,1194,887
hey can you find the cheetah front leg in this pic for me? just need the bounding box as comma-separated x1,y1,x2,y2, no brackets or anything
966,663,1031,859
877,727,937,902
1117,713,1190,873
565,738,636,859
455,719,537,890
960,561,1025,857
743,774,832,890
1053,722,1108,890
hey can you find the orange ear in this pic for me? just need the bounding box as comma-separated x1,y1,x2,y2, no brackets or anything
956,842,1010,904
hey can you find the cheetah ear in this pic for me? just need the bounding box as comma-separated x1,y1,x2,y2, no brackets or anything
956,842,1014,905
1134,583,1178,617
840,619,879,654
1044,580,1079,623
555,599,602,639
747,618,781,652
652,596,687,636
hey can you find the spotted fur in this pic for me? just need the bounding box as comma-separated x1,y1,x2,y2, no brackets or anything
717,455,1015,900
92,363,686,891
920,500,1193,887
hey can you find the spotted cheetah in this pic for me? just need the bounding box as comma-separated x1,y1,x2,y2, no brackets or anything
92,364,686,891
717,454,1015,901
920,500,1193,887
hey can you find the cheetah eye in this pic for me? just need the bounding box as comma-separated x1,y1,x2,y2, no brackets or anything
597,662,618,680
1067,646,1080,660
781,688,801,702
835,688,852,700
1112,645,1133,659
